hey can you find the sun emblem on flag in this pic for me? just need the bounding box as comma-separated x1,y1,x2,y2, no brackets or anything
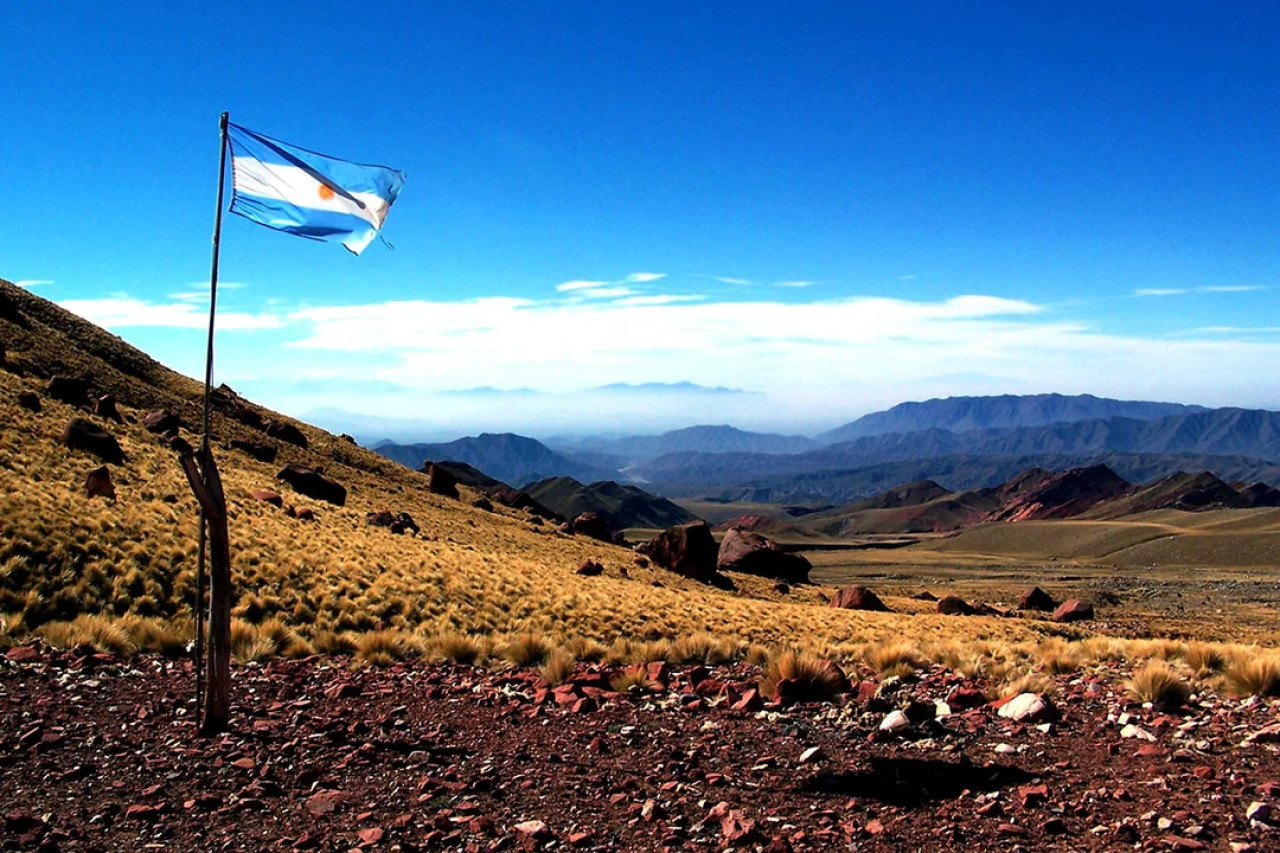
317,184,335,201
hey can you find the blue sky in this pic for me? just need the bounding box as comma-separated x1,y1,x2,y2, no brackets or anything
4,2,1279,437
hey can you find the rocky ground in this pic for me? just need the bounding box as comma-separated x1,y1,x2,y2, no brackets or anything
3,644,1280,852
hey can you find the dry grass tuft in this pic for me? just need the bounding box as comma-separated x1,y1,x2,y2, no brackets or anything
311,629,357,656
537,647,576,686
38,614,135,655
1223,656,1280,698
668,632,739,666
760,650,848,703
502,632,551,667
353,629,420,668
1183,643,1227,677
609,666,659,693
1126,662,1192,709
426,630,488,665
1038,638,1082,675
866,641,925,678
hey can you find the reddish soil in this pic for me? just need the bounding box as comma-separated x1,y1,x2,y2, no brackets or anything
3,644,1279,852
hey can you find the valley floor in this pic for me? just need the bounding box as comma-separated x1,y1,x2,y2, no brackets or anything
4,645,1279,852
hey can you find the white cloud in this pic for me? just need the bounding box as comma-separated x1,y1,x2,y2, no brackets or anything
711,276,754,285
1134,288,1188,297
571,286,637,300
1135,284,1268,297
59,297,283,331
15,279,53,288
615,294,705,306
1201,285,1268,293
555,280,609,292
774,280,815,288
1190,326,1280,334
624,272,666,283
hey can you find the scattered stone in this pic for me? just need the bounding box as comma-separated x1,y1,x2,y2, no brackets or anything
92,393,124,423
998,693,1059,724
1053,599,1094,622
287,505,317,522
17,390,41,412
277,465,346,506
574,559,604,576
635,521,721,583
798,746,824,764
46,375,91,406
143,410,182,434
63,417,125,463
251,489,284,507
879,710,912,733
230,439,277,463
561,512,613,542
424,462,460,499
366,510,419,534
264,420,308,448
84,465,116,501
305,790,342,816
470,496,494,512
1246,801,1273,824
716,528,811,583
1121,724,1157,742
937,595,975,616
829,585,889,612
1019,586,1057,611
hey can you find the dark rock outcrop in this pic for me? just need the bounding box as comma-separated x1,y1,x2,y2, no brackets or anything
230,439,277,463
276,465,346,506
62,418,124,464
84,465,116,501
561,512,614,543
1052,599,1094,622
92,394,123,424
46,376,91,407
937,596,976,616
716,528,811,583
367,510,420,535
17,390,40,412
636,521,720,583
250,489,284,507
264,420,308,449
1019,586,1057,612
829,585,890,612
575,559,604,576
424,462,460,499
143,410,182,434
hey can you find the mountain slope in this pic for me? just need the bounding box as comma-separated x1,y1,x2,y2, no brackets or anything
1,276,943,653
523,476,696,530
819,393,1207,443
375,433,616,487
558,425,818,462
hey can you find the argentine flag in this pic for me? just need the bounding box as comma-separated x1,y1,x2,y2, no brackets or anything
226,123,405,255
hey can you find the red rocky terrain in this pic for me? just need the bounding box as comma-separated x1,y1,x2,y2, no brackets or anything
3,643,1280,852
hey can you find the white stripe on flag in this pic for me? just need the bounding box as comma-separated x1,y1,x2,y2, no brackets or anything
231,157,390,229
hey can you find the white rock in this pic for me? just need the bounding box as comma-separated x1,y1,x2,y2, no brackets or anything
879,710,911,733
1117,712,1135,726
1156,817,1174,831
934,700,952,718
993,743,1018,755
798,746,824,764
1246,801,1273,823
998,693,1055,723
1120,724,1157,742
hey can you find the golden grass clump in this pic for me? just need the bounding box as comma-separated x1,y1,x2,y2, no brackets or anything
866,641,926,679
667,632,739,666
1126,662,1192,709
117,615,190,657
759,650,848,703
1223,655,1280,698
609,666,659,693
38,614,135,655
1000,672,1053,699
502,632,551,667
425,630,488,665
353,629,421,668
1038,637,1082,675
1183,643,1227,677
311,629,357,656
537,647,577,686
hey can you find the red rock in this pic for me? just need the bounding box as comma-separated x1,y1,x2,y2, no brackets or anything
635,521,721,582
865,819,885,835
143,410,182,434
125,804,160,820
84,465,116,501
357,827,384,845
717,528,811,583
721,810,758,844
567,829,595,846
829,585,890,612
423,462,461,499
93,393,124,423
305,790,343,816
947,686,987,709
1018,784,1049,808
250,489,283,507
646,661,670,685
1164,836,1207,851
1019,586,1057,611
574,559,604,576
1053,599,1094,622
5,645,43,664
570,697,597,714
937,595,976,616
996,823,1028,836
277,464,345,506
732,688,764,712
230,757,255,770
325,682,361,699
562,512,614,542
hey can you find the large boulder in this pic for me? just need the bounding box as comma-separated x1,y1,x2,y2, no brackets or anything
143,410,183,434
561,512,614,543
46,376,91,407
264,420,308,449
276,465,346,506
92,394,124,424
636,521,720,582
829,585,890,612
230,438,277,463
424,462,460,499
1019,586,1057,612
17,390,40,412
84,465,116,501
1052,599,1094,622
62,418,124,464
716,528,811,583
937,596,976,616
209,384,264,429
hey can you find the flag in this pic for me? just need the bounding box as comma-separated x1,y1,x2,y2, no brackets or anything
225,123,406,255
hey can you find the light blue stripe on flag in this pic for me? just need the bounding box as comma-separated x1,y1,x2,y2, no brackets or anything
226,123,406,255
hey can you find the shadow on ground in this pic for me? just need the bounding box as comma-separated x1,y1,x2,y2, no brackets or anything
797,756,1037,805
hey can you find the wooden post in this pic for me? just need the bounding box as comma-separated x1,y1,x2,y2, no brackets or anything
179,444,231,734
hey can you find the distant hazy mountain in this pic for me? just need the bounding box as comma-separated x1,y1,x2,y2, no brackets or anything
374,433,616,487
554,424,817,462
818,393,1208,444
523,476,696,530
631,408,1280,495
679,452,1280,505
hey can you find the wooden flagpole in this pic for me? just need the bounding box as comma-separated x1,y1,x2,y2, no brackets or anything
188,111,232,735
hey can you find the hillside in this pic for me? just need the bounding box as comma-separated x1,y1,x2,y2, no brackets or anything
1,277,991,653
374,433,616,487
554,424,818,463
818,393,1207,443
522,476,696,530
